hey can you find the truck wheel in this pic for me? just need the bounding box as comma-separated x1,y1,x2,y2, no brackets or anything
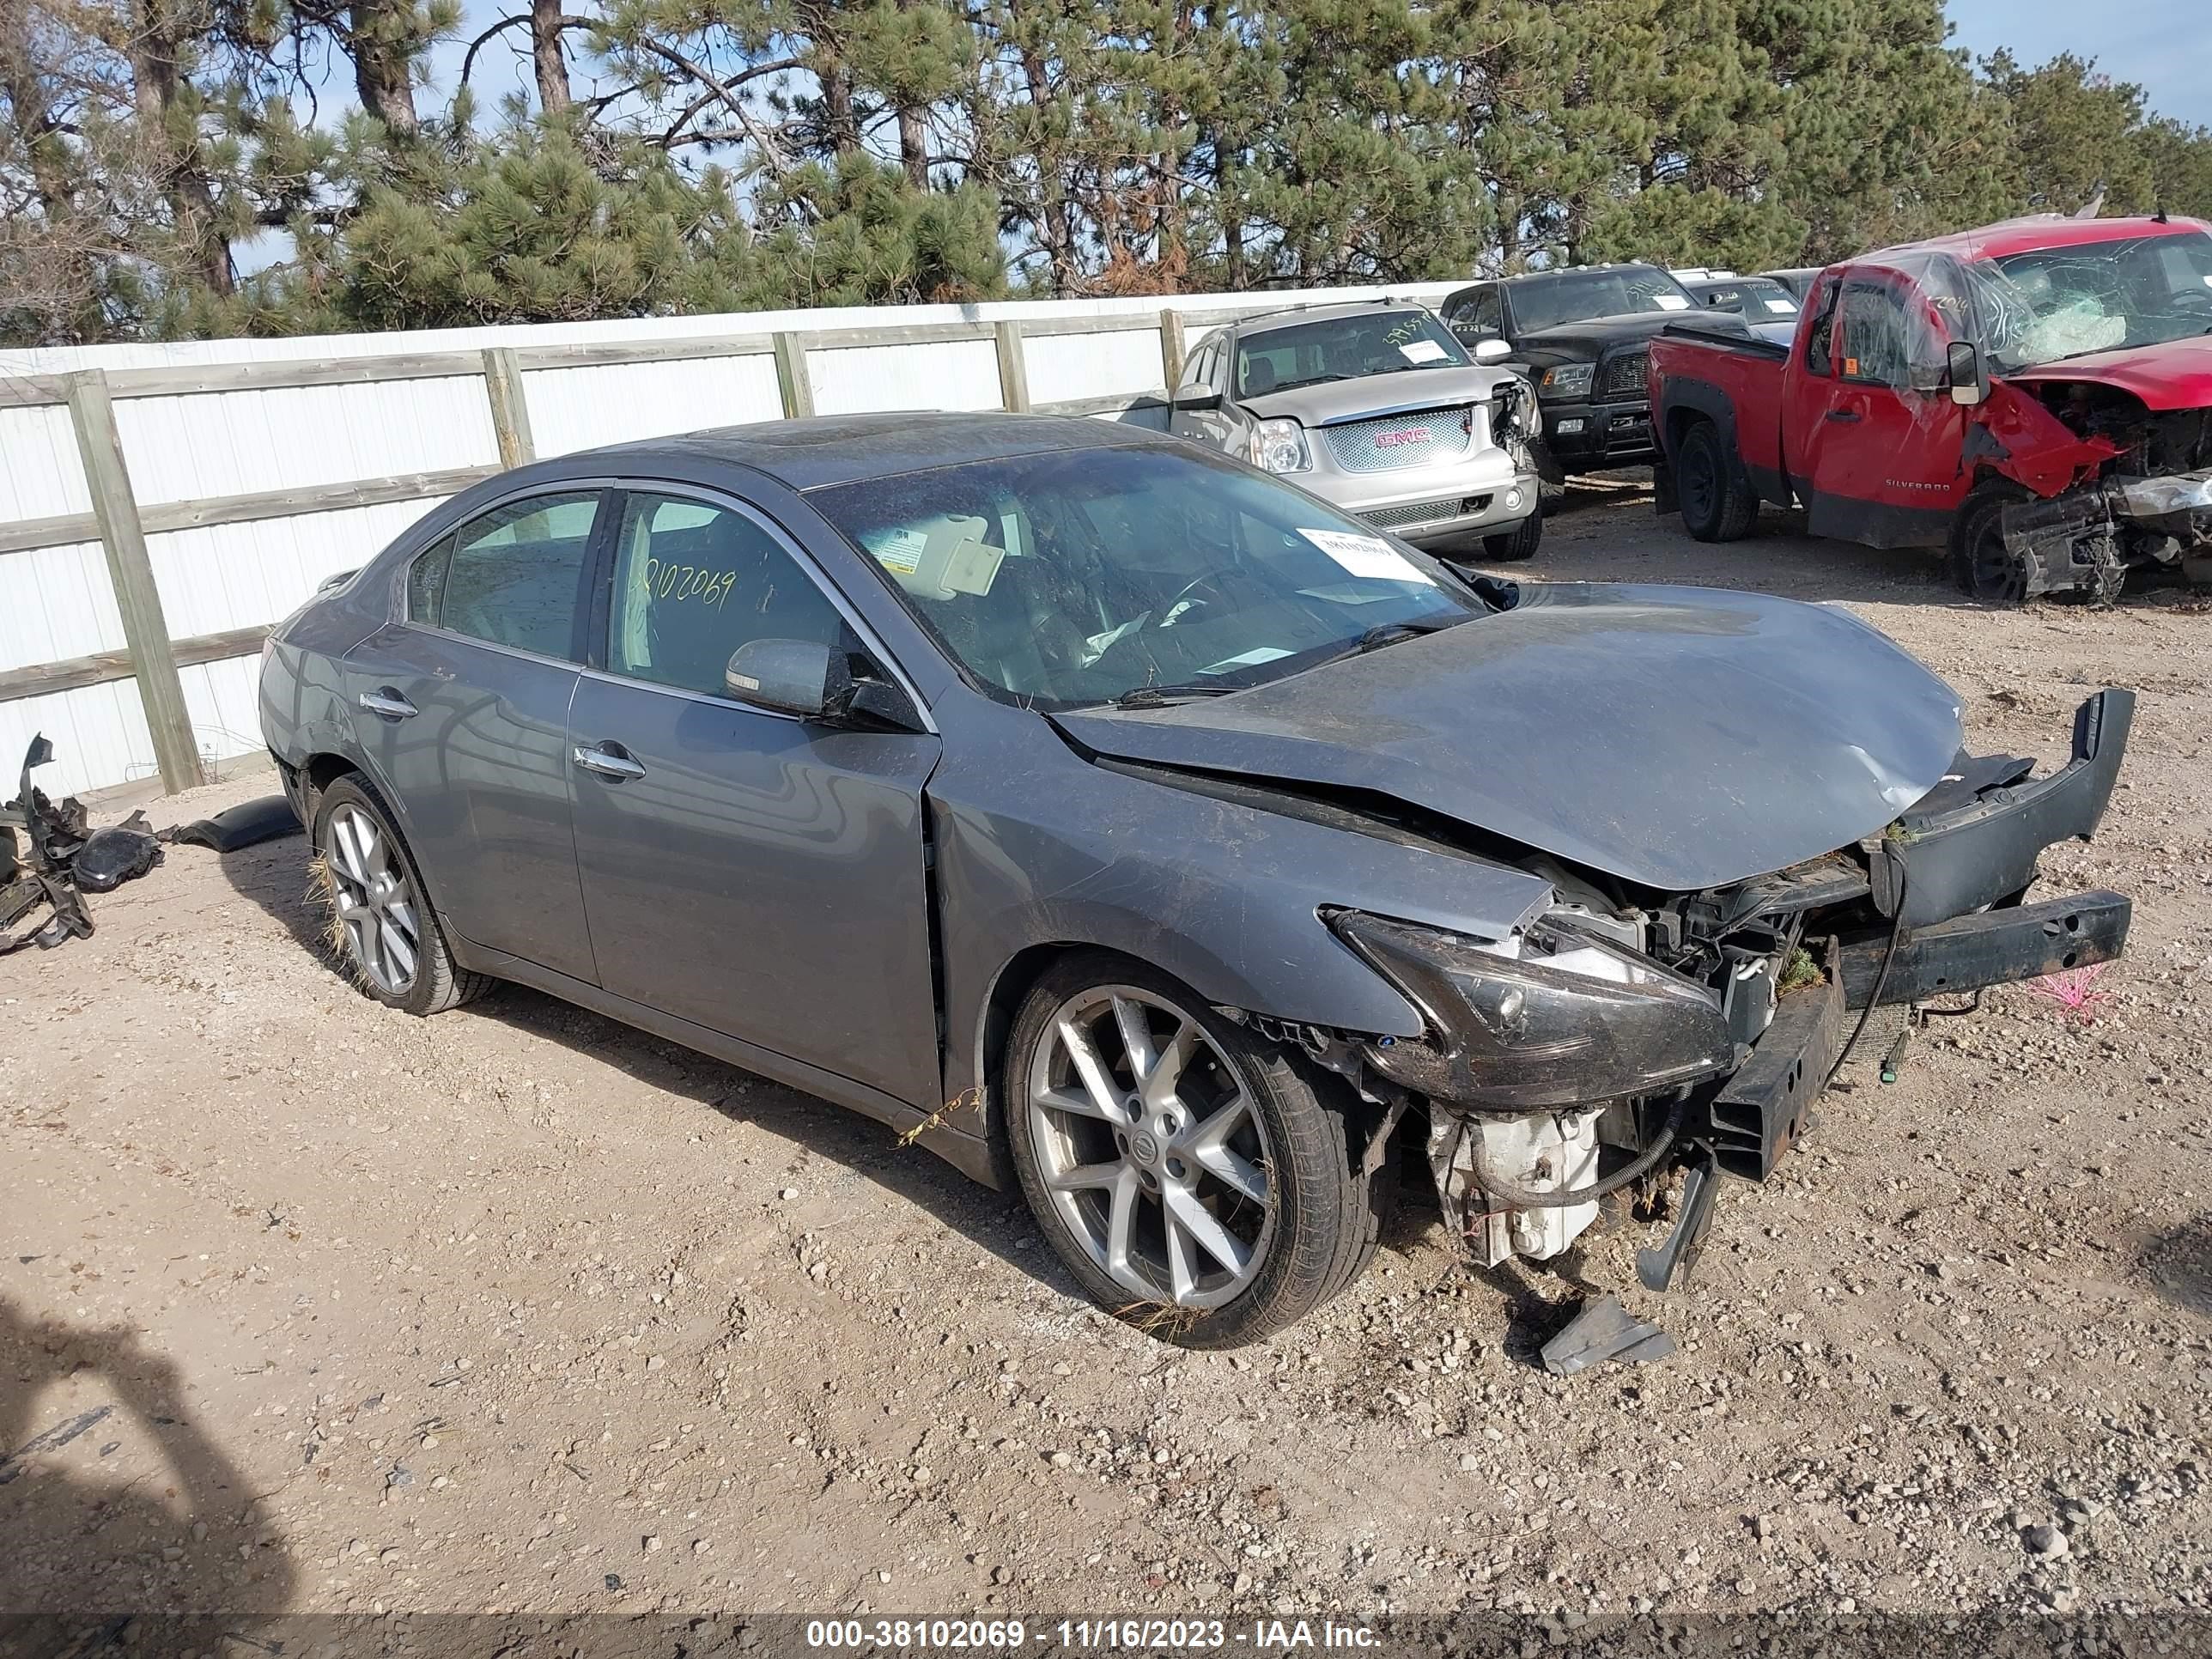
1482,501,1543,562
1950,482,2037,605
1002,952,1370,1348
1675,421,1759,542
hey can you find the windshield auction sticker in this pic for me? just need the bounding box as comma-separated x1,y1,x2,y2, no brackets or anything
1297,528,1434,585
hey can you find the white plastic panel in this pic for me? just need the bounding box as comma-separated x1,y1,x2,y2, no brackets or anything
526,356,784,457
0,540,124,672
113,377,498,505
1026,328,1170,404
806,340,1003,416
178,653,267,764
144,496,452,643
0,402,92,520
0,680,156,799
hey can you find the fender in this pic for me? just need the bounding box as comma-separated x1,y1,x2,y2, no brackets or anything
1654,374,1781,507
921,696,1558,1152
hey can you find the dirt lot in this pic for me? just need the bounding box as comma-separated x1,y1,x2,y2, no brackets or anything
6,486,2212,1647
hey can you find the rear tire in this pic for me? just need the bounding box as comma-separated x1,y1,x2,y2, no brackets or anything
1482,500,1544,562
312,775,490,1017
1675,420,1759,543
1002,952,1369,1348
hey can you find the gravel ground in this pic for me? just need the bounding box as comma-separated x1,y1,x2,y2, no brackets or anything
4,484,2210,1653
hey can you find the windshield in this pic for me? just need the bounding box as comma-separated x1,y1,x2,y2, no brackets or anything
1509,268,1696,332
1234,311,1468,397
809,444,1484,710
1972,230,2212,370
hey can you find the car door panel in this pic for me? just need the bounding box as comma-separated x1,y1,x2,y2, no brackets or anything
1801,280,1964,546
567,679,941,1103
341,491,606,981
567,488,944,1109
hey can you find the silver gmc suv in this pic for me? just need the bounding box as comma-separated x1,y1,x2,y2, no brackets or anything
1168,300,1544,560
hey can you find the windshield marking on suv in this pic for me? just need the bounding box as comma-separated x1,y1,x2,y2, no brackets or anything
1234,311,1468,399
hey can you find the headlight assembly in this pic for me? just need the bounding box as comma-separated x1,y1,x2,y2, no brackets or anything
1536,363,1595,401
1328,910,1735,1110
1249,417,1312,473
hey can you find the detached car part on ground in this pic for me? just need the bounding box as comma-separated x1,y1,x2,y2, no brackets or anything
1,736,164,954
258,414,2134,1347
1648,213,2212,604
1169,301,1544,560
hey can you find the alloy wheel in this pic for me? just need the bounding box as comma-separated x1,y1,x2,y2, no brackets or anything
1025,986,1274,1310
325,802,421,995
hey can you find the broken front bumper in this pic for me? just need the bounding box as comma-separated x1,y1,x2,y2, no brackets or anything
1870,687,2132,927
1702,689,2136,1181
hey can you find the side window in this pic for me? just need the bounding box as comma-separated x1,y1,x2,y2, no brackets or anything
1839,283,1909,387
1206,339,1232,392
1470,287,1505,337
406,533,453,623
435,491,602,660
606,492,848,699
1804,278,1842,377
1182,338,1216,390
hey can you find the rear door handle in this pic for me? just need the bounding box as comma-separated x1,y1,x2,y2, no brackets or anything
357,688,418,720
1824,409,1863,424
573,743,647,781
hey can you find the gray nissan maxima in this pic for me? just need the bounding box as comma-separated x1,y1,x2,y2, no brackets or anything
259,412,2134,1347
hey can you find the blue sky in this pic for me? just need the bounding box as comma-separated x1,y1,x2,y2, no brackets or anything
1944,0,2212,127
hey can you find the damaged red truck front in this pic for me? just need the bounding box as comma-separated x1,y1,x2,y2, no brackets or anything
1648,214,2212,602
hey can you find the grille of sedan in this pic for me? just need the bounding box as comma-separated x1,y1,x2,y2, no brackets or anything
1320,407,1472,472
1601,349,1650,400
1363,495,1492,531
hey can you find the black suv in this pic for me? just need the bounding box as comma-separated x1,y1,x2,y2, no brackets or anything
1438,265,1746,473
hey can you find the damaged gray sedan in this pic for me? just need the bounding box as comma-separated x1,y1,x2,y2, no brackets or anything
259,414,2134,1346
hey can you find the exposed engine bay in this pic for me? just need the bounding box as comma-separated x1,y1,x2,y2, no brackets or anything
1267,689,2136,1284
2001,380,2212,599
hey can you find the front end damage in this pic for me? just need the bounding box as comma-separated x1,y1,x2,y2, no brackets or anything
1996,389,2212,600
1307,689,2135,1292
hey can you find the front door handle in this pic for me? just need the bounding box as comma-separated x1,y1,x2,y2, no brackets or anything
357,688,418,720
1824,409,1863,424
573,743,647,781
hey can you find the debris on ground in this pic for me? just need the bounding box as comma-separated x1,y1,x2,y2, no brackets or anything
71,811,161,893
159,795,301,853
1539,1293,1676,1376
2,735,100,952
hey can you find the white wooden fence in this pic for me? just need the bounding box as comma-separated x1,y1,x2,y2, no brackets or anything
0,281,1459,797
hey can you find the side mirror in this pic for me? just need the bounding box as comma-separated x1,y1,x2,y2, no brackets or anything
1947,340,1990,406
725,638,844,719
1173,387,1222,412
1472,337,1512,365
724,638,925,732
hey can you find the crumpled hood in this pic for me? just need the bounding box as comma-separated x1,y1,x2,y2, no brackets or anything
2005,333,2212,411
1241,365,1518,428
1051,583,1966,894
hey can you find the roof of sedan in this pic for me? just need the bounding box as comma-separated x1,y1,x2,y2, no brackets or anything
584,410,1160,492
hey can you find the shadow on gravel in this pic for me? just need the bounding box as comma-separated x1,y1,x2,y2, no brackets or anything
0,1297,296,1644
212,836,1080,1304
2141,1214,2212,1319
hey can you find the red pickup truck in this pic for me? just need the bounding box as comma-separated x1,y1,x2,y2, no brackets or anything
1646,215,2212,602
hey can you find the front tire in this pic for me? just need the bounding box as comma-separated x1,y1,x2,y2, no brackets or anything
1675,420,1759,542
313,775,489,1016
1482,500,1544,562
1950,480,2037,605
1002,953,1367,1347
